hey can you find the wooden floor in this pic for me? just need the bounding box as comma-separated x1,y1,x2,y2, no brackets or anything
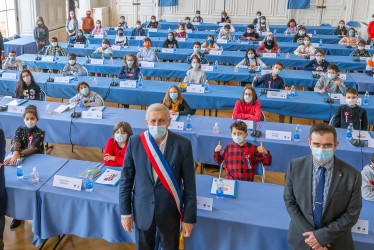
3,93,314,249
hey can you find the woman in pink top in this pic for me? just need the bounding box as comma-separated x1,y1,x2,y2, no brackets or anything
338,28,359,46
232,86,262,122
256,34,280,53
91,20,104,35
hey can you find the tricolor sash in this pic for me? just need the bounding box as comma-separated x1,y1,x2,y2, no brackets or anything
140,131,183,214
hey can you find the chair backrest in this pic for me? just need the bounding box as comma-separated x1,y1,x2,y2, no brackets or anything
3,38,9,42
320,23,332,27
347,21,360,28
13,34,21,39
40,89,46,101
255,163,265,183
96,94,105,106
82,66,89,76
260,111,266,122
329,115,335,125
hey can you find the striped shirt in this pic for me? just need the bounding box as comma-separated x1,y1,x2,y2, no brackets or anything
312,158,334,210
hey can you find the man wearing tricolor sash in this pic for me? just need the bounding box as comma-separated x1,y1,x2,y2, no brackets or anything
119,103,197,250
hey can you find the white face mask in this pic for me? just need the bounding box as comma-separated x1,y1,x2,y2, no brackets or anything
23,76,31,84
299,31,305,35
24,120,36,129
69,60,76,65
51,42,58,47
102,44,108,48
244,95,252,103
136,25,141,29
191,63,199,69
70,13,74,18
358,46,364,50
114,133,127,143
315,56,323,61
193,47,199,52
96,24,100,27
232,135,244,144
346,98,357,106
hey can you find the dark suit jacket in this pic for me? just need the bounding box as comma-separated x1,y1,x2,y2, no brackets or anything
284,156,362,250
119,131,197,231
0,129,6,216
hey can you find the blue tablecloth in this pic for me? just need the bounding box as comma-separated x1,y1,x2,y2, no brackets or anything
32,159,134,246
4,154,68,220
4,37,38,56
350,73,374,92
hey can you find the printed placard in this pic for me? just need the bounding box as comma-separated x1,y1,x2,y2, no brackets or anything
74,44,85,48
261,32,272,36
191,22,200,26
169,121,184,131
237,119,254,130
53,175,82,191
135,36,146,40
175,38,186,42
339,73,347,80
265,130,292,141
352,219,369,235
94,34,104,38
41,56,54,62
1,73,17,79
112,45,122,51
186,29,193,33
187,85,205,93
7,105,25,114
90,59,104,65
262,53,276,58
216,39,228,44
201,65,214,71
54,76,71,83
140,61,155,67
161,48,174,53
365,45,371,50
148,28,158,32
119,80,137,88
197,196,213,211
209,50,222,55
266,90,287,99
81,111,103,119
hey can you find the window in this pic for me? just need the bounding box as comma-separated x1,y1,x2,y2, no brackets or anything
0,0,17,38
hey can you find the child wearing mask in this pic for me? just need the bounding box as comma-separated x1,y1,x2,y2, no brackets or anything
253,62,285,89
185,17,195,30
66,10,78,39
314,64,346,94
201,35,220,52
70,29,87,44
147,15,160,28
118,54,140,80
163,32,179,48
69,81,104,107
256,34,279,53
192,10,203,23
237,48,266,70
335,20,348,36
253,11,262,26
257,16,268,32
131,20,146,36
104,122,133,167
361,154,374,201
332,88,368,130
285,19,298,35
232,86,262,121
187,42,207,64
304,49,330,71
34,16,49,51
117,16,127,29
183,57,206,84
62,54,83,76
2,50,23,70
350,40,371,57
294,35,315,57
218,24,233,40
175,24,187,38
82,10,94,34
93,38,113,54
45,37,66,56
136,37,156,62
220,11,230,23
91,20,104,35
214,121,272,181
293,26,307,43
242,24,260,40
338,28,359,46
162,85,194,116
15,70,42,100
114,28,128,46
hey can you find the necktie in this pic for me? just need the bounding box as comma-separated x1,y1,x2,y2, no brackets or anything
314,166,326,229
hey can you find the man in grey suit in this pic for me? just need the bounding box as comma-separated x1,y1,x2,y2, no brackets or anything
284,123,362,250
119,103,197,250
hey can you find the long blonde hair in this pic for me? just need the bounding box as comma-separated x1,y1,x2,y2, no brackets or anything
162,85,184,108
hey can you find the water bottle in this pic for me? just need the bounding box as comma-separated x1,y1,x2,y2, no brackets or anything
313,30,317,35
290,85,296,98
273,29,277,35
346,123,353,140
286,52,290,59
173,43,176,52
258,65,262,75
16,159,23,180
168,27,171,32
186,114,192,130
46,103,52,115
293,125,301,142
110,56,113,64
234,66,238,73
214,60,218,71
137,44,140,52
237,37,240,44
319,39,323,47
204,80,210,93
186,33,188,40
85,169,94,192
220,46,223,52
54,51,59,61
363,91,369,105
31,167,40,183
216,178,224,199
276,49,281,58
137,75,143,88
213,122,219,134
93,77,98,86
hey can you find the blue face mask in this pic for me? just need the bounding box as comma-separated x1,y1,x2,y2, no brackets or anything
118,33,124,36
168,35,173,41
78,33,83,37
169,93,178,100
207,39,213,43
266,40,273,45
349,32,354,37
38,21,43,26
10,57,15,61
312,147,334,163
127,61,134,67
327,73,335,80
149,125,167,139
247,54,255,59
272,68,281,75
80,88,89,96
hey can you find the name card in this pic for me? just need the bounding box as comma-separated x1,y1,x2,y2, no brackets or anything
187,85,205,93
161,48,174,53
140,61,155,67
175,38,186,42
53,175,82,191
41,56,54,62
54,76,71,83
307,33,313,37
112,45,121,51
261,69,272,75
120,80,137,88
7,105,25,114
352,130,371,141
216,39,228,44
94,34,104,38
309,55,315,60
81,111,103,119
261,32,272,36
197,196,213,211
186,29,193,33
267,90,287,99
311,43,319,47
169,121,184,131
90,58,104,65
209,50,222,55
191,22,200,26
352,219,369,235
262,53,276,58
329,93,343,99
135,36,146,40
340,98,362,105
2,72,17,79
365,45,371,50
219,22,226,26
361,57,371,61
148,28,158,32
240,41,249,44
201,65,214,71
265,130,292,141
368,138,374,148
74,44,85,48
339,73,347,80
237,119,254,130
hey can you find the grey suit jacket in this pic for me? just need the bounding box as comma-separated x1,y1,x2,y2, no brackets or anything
119,131,197,231
284,155,362,250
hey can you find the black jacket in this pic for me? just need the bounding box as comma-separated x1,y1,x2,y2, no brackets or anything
332,105,368,130
304,59,330,71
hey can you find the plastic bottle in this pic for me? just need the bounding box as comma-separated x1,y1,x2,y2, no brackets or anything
46,103,52,115
234,66,238,73
31,167,40,183
137,44,140,52
186,114,192,130
16,159,23,180
204,80,210,93
110,56,113,64
216,178,224,199
85,169,94,192
273,29,277,35
214,60,218,71
220,46,223,52
286,52,290,59
54,51,59,61
314,30,317,35
168,27,171,32
290,85,296,98
294,125,301,142
213,122,219,134
319,39,323,47
137,75,143,88
93,77,98,86
173,43,176,52
363,91,369,105
346,123,353,140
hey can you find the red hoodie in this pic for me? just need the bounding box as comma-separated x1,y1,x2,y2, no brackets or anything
232,100,262,121
103,137,127,167
367,21,374,39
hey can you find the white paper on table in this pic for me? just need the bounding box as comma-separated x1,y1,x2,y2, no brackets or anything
175,38,186,42
339,73,347,80
74,44,85,48
368,138,374,148
54,104,75,113
307,33,313,37
191,22,200,26
170,114,179,121
54,76,72,83
94,34,104,38
112,45,121,51
329,93,343,99
262,53,276,58
237,119,254,129
81,111,103,119
95,168,121,186
41,56,54,62
148,28,158,32
311,43,319,47
135,36,146,40
120,80,137,88
352,130,371,141
90,58,104,65
1,73,17,79
161,48,174,53
210,178,237,197
265,130,292,141
365,45,371,50
262,32,272,36
209,50,222,55
186,85,205,93
169,121,184,131
201,65,214,71
266,90,287,99
53,175,82,191
352,219,369,235
216,39,228,44
140,61,155,67
7,105,25,114
196,196,213,211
